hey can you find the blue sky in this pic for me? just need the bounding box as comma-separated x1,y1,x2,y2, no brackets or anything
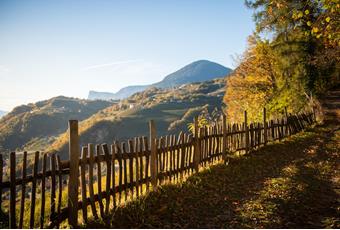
0,0,254,111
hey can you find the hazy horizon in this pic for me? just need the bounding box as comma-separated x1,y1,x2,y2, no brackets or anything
0,0,254,111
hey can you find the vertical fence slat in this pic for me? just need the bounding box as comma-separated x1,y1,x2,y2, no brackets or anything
138,137,144,195
122,143,128,201
134,138,140,197
19,151,27,229
111,143,117,208
88,144,98,219
9,152,16,229
143,136,150,192
30,151,39,228
180,133,186,180
244,111,249,153
149,120,158,189
40,154,47,229
102,144,111,215
176,133,182,180
56,154,63,228
193,117,200,172
128,140,134,198
80,147,88,223
169,135,174,181
117,143,123,204
95,144,105,218
50,153,56,222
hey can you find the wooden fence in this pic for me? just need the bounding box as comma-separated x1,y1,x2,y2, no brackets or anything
0,109,316,228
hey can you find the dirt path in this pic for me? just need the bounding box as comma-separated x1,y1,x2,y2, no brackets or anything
87,89,339,229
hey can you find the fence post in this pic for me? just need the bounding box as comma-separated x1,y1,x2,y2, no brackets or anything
193,116,200,172
263,108,267,145
68,120,80,227
244,111,249,153
149,120,158,190
222,114,228,163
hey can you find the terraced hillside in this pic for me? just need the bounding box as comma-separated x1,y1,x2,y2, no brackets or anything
49,78,226,159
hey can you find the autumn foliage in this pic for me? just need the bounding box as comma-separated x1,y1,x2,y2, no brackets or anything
224,0,339,123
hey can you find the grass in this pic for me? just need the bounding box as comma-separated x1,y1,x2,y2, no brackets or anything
86,123,339,228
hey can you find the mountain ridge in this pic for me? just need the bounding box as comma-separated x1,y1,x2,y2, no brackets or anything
88,60,232,100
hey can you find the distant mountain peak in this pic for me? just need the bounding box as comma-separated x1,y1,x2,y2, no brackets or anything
88,60,232,100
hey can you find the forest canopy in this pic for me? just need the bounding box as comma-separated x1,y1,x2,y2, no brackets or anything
224,0,339,123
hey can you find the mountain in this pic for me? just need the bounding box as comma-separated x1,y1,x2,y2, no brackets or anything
88,85,148,100
152,60,231,88
0,110,7,118
50,78,226,159
88,60,232,100
0,96,113,152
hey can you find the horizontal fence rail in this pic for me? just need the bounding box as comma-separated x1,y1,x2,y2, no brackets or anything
0,109,316,228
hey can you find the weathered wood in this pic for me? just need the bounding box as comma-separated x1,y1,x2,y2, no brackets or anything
30,151,39,228
171,135,176,178
180,133,186,179
102,144,111,215
250,123,254,149
40,154,47,228
80,147,88,223
143,136,150,192
270,120,275,140
68,120,80,227
116,143,123,203
133,138,139,196
244,111,249,153
164,135,169,179
189,134,194,172
149,120,158,189
169,135,174,181
56,155,63,228
96,145,104,217
111,143,117,207
281,118,285,139
122,143,128,200
158,137,164,183
9,152,16,229
176,132,183,180
160,137,166,180
128,140,134,198
88,144,98,218
263,108,268,145
19,151,27,228
193,116,200,171
138,137,144,195
222,115,227,163
50,153,57,222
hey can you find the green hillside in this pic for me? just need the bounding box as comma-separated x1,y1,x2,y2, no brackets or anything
0,96,113,153
49,78,226,159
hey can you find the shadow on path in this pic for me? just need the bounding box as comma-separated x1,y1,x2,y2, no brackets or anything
86,123,339,228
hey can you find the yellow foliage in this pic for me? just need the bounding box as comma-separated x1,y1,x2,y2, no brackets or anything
224,36,276,123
